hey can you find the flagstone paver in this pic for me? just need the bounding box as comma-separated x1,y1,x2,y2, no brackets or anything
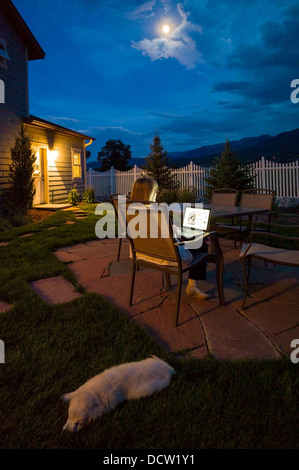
192,303,281,360
19,233,34,238
68,257,114,285
233,297,299,356
84,271,166,316
53,238,299,360
55,250,84,263
133,303,207,355
30,276,82,305
0,241,10,247
0,301,13,313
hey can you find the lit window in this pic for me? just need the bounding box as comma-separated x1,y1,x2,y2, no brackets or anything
34,151,40,176
72,150,82,178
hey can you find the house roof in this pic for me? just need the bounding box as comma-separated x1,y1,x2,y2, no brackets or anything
24,115,95,142
1,0,45,60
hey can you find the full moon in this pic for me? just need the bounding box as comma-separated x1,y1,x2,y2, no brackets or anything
162,24,170,34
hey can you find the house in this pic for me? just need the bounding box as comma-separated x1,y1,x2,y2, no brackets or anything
0,0,94,205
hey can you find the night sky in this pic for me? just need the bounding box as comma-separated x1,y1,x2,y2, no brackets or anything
14,0,299,160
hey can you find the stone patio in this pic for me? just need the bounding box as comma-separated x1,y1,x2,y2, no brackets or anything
52,237,299,360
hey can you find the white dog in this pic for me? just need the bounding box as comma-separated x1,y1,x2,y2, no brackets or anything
62,356,175,432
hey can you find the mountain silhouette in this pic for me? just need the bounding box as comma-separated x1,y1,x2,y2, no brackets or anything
87,128,299,170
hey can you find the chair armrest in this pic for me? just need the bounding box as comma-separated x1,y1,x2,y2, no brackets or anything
249,230,299,243
174,231,216,246
252,221,299,230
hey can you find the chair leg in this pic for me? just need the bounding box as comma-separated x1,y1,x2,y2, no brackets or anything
242,256,251,309
117,238,122,262
216,256,225,306
164,273,171,290
174,274,182,327
129,263,137,306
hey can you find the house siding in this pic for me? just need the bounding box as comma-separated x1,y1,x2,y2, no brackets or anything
0,8,28,192
25,124,86,204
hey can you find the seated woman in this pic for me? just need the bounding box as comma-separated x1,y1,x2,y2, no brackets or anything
130,176,158,202
130,177,210,301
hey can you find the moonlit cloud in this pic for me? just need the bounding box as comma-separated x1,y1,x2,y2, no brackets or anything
79,126,142,136
126,0,156,20
160,0,172,11
48,116,82,124
127,0,172,20
131,3,203,69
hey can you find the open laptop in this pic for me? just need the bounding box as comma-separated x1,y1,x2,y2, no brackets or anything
180,207,211,238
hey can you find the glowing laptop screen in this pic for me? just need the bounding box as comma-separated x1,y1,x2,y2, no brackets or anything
182,207,210,231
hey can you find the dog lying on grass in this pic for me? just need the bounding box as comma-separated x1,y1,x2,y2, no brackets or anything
62,356,175,432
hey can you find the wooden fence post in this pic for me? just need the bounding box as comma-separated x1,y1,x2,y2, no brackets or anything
261,156,266,191
189,161,194,187
110,166,115,195
134,164,137,183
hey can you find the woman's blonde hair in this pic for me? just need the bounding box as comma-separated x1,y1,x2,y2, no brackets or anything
130,177,158,202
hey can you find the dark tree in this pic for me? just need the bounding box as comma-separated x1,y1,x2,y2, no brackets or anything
144,133,179,190
86,150,91,159
204,138,254,198
7,125,36,213
97,139,132,171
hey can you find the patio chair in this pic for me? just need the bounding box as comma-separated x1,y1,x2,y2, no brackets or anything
125,204,225,327
110,194,128,261
216,189,275,247
239,220,299,308
241,189,275,226
211,188,238,206
110,194,158,261
210,188,241,247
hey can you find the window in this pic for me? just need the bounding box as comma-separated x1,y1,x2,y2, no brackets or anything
72,149,82,179
0,38,10,69
33,151,40,176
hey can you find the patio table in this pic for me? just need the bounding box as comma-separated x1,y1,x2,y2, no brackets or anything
203,204,270,229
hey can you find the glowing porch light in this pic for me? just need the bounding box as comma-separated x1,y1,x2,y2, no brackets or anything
48,149,58,166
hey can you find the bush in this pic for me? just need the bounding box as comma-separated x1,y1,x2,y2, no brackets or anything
66,188,80,206
204,138,254,201
157,186,197,204
82,188,95,204
0,217,14,232
6,126,36,213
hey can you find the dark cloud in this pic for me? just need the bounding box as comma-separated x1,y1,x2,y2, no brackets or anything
228,5,299,72
213,75,291,105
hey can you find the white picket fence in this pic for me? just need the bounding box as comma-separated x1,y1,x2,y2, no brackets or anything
87,157,299,199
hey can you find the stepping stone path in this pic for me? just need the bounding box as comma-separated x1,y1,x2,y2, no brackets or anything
19,233,34,238
0,301,13,313
73,209,88,219
30,276,82,305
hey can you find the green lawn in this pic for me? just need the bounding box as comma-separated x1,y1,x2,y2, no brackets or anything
0,207,298,449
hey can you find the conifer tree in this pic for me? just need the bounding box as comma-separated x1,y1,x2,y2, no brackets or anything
204,138,254,198
7,126,36,212
144,133,179,190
